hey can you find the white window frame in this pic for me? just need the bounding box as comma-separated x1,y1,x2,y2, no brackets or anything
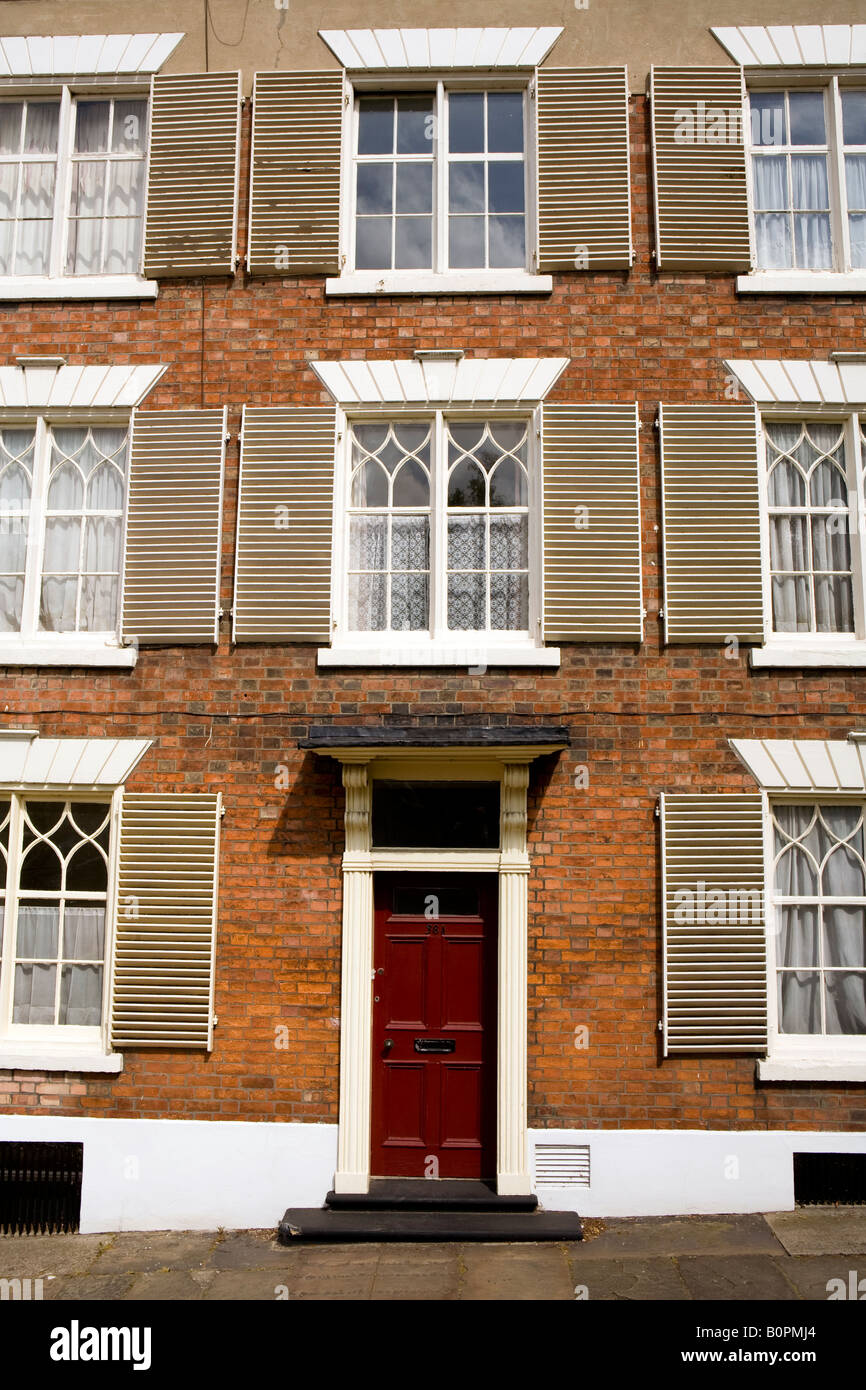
327,71,551,297
324,402,558,667
754,406,866,666
760,791,866,1080
0,784,122,1072
740,76,866,294
0,408,137,668
0,75,156,301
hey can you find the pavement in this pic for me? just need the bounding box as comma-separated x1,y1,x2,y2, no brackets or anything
1,1209,864,1300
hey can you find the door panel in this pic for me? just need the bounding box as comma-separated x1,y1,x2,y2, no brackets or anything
440,1064,485,1147
382,1064,427,1147
386,937,428,1026
441,936,485,1028
371,873,497,1179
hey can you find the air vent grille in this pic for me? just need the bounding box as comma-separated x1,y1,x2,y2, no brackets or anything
535,1142,591,1187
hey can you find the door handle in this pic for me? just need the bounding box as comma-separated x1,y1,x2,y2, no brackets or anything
383,1038,394,1053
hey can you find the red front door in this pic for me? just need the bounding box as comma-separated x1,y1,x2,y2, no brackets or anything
371,874,497,1179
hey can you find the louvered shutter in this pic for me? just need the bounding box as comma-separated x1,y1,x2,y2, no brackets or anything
121,409,226,645
661,794,768,1054
248,71,344,275
659,402,763,644
537,67,632,271
542,402,642,640
650,67,751,269
143,72,241,276
110,793,221,1050
233,406,336,641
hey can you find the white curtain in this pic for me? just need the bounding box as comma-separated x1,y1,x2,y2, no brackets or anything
753,154,832,269
775,806,866,1035
2,103,60,276
13,962,55,1024
12,905,104,1026
767,423,854,633
847,156,866,269
67,103,145,276
39,430,125,633
59,964,103,1026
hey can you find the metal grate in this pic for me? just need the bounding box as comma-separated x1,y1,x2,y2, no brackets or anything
535,1143,591,1187
794,1153,866,1206
0,1142,83,1234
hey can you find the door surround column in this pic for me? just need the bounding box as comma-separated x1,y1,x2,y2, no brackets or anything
334,759,374,1194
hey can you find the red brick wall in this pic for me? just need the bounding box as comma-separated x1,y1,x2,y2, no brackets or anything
2,97,865,1132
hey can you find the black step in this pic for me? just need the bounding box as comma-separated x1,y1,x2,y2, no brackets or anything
278,1208,582,1243
326,1179,537,1212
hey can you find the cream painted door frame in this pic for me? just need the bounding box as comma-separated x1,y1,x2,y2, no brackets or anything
325,751,536,1197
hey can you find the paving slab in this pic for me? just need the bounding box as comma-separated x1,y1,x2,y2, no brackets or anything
372,1250,460,1300
766,1208,866,1256
459,1243,574,1300
570,1216,787,1259
44,1273,139,1301
776,1255,866,1301
91,1231,217,1274
675,1255,799,1301
204,1269,299,1300
122,1270,210,1301
283,1243,379,1299
566,1256,691,1301
207,1230,303,1270
0,1233,106,1277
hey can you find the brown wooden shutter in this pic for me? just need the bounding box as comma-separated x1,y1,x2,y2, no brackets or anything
110,793,221,1050
650,66,751,269
248,71,344,275
233,405,336,641
537,67,632,271
659,402,763,644
661,793,768,1054
121,408,226,645
542,402,643,640
143,72,241,277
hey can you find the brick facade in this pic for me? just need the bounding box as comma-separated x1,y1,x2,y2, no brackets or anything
1,90,864,1146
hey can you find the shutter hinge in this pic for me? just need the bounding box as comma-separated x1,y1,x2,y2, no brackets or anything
657,1019,663,1032
344,93,350,107
219,807,226,821
653,413,660,429
219,607,233,620
658,608,664,619
213,1014,219,1026
224,432,231,443
641,606,648,619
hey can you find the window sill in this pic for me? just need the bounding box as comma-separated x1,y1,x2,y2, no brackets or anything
0,639,138,668
737,271,866,295
750,642,866,669
0,275,158,301
0,275,159,300
318,643,561,668
757,1059,866,1083
325,270,553,297
0,1046,123,1074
